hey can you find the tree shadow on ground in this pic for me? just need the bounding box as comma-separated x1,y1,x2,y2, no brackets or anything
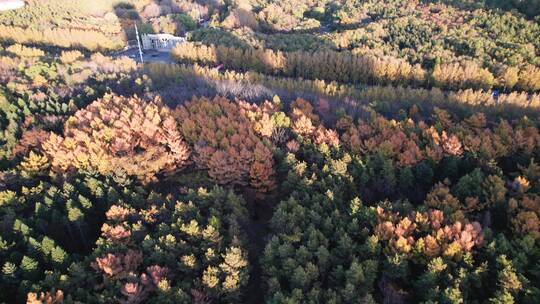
140,62,540,124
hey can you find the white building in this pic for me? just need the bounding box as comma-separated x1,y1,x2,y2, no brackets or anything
0,0,25,11
141,34,186,51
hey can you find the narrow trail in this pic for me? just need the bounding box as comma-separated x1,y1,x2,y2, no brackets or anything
243,194,275,304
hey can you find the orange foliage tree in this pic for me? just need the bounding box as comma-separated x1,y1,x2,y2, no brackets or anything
341,114,424,166
174,97,276,193
375,206,484,259
42,94,190,183
289,98,339,148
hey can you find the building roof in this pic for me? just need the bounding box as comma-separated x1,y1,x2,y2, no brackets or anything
0,0,25,11
143,34,185,39
145,33,178,39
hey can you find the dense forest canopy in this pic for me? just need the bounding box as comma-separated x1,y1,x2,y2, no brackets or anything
1,0,540,303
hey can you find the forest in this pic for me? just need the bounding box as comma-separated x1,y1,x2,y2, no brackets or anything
1,0,540,303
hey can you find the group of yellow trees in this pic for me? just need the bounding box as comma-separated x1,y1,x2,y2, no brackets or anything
144,63,540,110
41,94,277,194
172,42,426,87
0,25,122,51
432,62,540,92
172,42,540,92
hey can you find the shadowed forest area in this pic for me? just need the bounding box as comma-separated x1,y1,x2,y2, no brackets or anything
1,0,540,303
